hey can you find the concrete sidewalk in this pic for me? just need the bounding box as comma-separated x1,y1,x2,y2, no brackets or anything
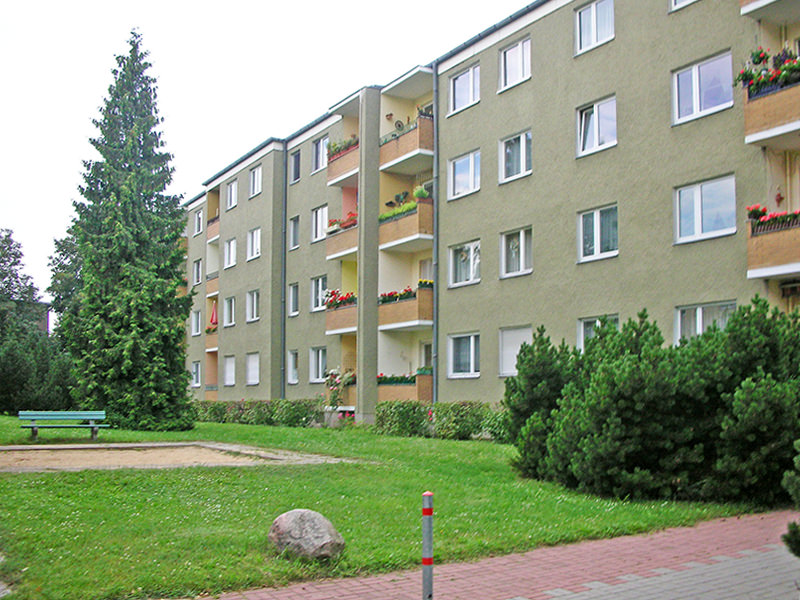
199,510,800,600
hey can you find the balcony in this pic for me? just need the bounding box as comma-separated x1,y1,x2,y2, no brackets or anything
378,287,433,331
379,115,434,176
744,84,800,150
206,216,220,241
326,224,358,260
206,276,219,297
740,0,800,24
747,219,800,279
379,200,433,252
327,145,359,187
377,374,432,403
205,332,218,350
326,303,358,335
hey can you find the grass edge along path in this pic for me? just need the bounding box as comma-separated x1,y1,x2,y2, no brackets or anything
0,417,752,600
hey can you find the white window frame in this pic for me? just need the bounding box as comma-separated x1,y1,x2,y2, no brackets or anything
249,164,262,197
246,290,260,322
290,151,301,183
246,352,260,385
224,355,235,387
576,0,615,54
673,52,733,124
676,301,736,341
247,227,261,260
577,96,617,156
289,216,300,249
191,361,201,388
499,38,531,92
449,64,480,115
499,326,532,377
675,175,736,243
312,136,329,172
448,150,481,200
310,346,327,383
311,205,328,242
311,275,327,312
226,180,238,210
224,238,237,269
223,296,235,327
288,283,299,316
287,350,299,384
578,314,619,351
578,205,618,262
449,240,481,287
448,333,480,379
670,0,700,11
193,209,203,236
500,227,533,278
192,259,202,286
499,131,532,183
191,310,202,336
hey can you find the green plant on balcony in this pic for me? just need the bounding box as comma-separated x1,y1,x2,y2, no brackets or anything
735,46,800,98
325,289,357,309
327,211,358,233
379,200,418,223
747,203,800,233
413,185,430,200
205,326,217,334
416,366,433,376
327,135,359,161
325,367,356,408
418,279,434,289
378,285,416,304
377,372,416,385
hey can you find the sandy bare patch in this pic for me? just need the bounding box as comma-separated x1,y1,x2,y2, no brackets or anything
0,442,351,473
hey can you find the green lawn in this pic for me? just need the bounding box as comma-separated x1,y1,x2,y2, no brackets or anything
0,416,749,600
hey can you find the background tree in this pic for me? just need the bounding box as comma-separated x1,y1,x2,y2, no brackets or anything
58,31,193,430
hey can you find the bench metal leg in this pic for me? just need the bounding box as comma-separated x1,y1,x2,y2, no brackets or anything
31,426,38,441
91,427,98,441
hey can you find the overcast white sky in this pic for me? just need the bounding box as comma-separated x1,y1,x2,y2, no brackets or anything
1,0,528,298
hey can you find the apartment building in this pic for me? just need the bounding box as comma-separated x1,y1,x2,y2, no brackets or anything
184,0,800,421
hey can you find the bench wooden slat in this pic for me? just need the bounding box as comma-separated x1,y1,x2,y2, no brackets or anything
18,411,106,421
20,424,110,428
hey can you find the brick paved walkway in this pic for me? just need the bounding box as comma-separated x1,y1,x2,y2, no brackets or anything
199,510,800,600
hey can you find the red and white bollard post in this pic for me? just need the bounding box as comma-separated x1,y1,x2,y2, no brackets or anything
422,491,434,600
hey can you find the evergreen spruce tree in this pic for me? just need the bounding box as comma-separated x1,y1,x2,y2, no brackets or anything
59,31,193,430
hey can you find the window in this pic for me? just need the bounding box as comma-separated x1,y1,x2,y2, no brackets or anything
448,150,480,199
311,206,328,242
288,283,299,316
287,350,299,384
290,151,301,183
311,276,327,311
579,206,618,261
676,175,736,242
500,131,532,183
193,209,203,235
224,355,235,386
226,180,238,210
449,64,480,113
499,327,532,376
501,227,533,277
674,53,733,123
577,0,614,53
449,333,480,378
249,164,262,196
191,361,201,388
224,238,237,268
671,0,699,10
450,241,480,286
312,137,328,172
247,227,261,260
289,216,300,249
192,259,202,285
223,296,235,327
578,314,619,351
678,301,735,340
246,352,260,385
310,346,327,383
246,290,260,322
500,38,531,90
578,97,617,155
191,310,201,336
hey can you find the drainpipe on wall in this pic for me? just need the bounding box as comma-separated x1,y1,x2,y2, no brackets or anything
431,60,440,406
280,140,288,399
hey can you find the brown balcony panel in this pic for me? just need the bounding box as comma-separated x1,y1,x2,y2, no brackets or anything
378,384,417,402
326,225,359,259
205,351,218,387
326,304,358,333
206,277,219,296
379,117,434,175
379,202,433,251
745,84,800,150
327,146,360,186
205,332,218,350
206,218,220,240
747,223,800,278
416,374,432,403
378,288,433,330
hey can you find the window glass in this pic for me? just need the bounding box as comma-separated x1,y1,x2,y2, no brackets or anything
674,53,732,122
676,176,736,242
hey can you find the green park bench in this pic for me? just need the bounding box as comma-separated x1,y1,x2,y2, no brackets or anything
18,411,109,441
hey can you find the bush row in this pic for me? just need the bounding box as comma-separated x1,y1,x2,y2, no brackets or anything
374,399,496,440
193,398,323,428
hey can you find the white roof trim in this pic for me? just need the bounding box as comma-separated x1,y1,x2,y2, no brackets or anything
287,115,342,151
205,141,283,190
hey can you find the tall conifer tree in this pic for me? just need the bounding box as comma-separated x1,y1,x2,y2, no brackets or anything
60,31,193,430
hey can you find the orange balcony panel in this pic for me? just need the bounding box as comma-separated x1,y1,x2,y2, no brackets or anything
416,374,432,403
379,117,434,175
205,332,218,350
326,304,358,334
327,146,360,187
205,351,218,387
206,277,219,296
744,85,800,151
747,222,800,278
206,217,220,240
379,201,433,251
326,225,359,260
376,375,433,403
378,288,433,330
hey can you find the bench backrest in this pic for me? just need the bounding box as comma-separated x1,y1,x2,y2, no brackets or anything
18,411,106,421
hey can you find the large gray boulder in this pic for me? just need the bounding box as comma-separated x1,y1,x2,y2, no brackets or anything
268,509,345,559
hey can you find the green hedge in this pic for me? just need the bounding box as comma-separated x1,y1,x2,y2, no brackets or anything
433,401,489,440
192,398,322,428
375,400,430,437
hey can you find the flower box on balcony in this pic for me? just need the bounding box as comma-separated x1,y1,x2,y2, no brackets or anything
378,287,433,329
